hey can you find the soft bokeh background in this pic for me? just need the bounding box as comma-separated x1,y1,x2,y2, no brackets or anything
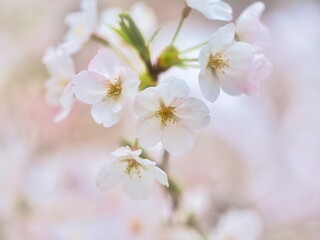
1,0,320,239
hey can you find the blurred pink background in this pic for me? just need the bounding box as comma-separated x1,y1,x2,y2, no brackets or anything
1,0,320,239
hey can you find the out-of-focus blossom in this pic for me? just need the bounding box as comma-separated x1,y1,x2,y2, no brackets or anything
73,49,140,127
156,226,204,240
62,0,97,54
42,46,75,122
134,77,210,155
236,2,270,52
198,23,254,102
96,146,168,200
185,0,233,21
209,208,264,240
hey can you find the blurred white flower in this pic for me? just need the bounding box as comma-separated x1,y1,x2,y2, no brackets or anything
73,49,140,127
62,0,97,54
42,46,75,122
198,23,254,102
185,0,233,21
236,2,270,52
209,208,264,240
134,77,210,155
96,146,169,200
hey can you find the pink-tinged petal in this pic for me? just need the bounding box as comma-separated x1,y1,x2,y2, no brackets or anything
199,45,211,72
208,23,235,55
162,122,195,156
218,42,254,95
96,159,126,191
119,66,140,98
122,170,155,200
186,0,233,21
198,68,221,102
175,97,210,129
73,70,106,104
137,117,162,148
134,87,159,118
147,165,169,187
88,49,120,78
91,100,120,127
244,54,272,96
54,82,74,122
135,157,156,166
157,77,190,106
236,1,270,51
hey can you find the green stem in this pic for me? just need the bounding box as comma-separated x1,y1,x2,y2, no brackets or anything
170,6,191,46
180,41,208,54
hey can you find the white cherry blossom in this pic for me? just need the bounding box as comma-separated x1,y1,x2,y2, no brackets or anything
236,1,270,52
198,23,254,102
209,208,263,240
134,77,210,156
96,146,169,200
73,49,140,127
185,0,233,21
42,46,75,122
62,0,97,54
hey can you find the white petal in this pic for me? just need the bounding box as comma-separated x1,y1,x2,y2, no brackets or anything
88,49,120,78
137,117,162,148
134,87,159,118
175,97,210,129
157,77,190,106
208,23,235,56
219,42,254,95
122,170,155,200
91,100,121,127
54,82,74,122
119,67,140,98
186,0,233,21
162,122,195,156
198,68,221,102
73,71,106,104
96,159,126,191
147,165,169,187
111,146,142,158
236,1,270,51
244,54,272,96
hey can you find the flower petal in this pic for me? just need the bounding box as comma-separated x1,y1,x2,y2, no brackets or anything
208,23,235,55
73,70,106,104
236,1,270,51
122,169,155,200
198,68,221,102
119,66,140,98
88,49,120,78
156,77,190,106
162,122,195,156
96,159,126,191
186,0,233,21
175,97,210,129
134,87,159,118
54,82,74,122
91,100,120,127
137,117,162,148
147,165,169,187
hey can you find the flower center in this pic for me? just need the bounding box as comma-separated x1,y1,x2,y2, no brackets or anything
210,53,230,74
125,159,141,178
106,81,122,100
155,105,176,126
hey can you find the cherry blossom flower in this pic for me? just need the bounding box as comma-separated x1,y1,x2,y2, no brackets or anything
42,46,75,122
134,77,210,156
62,0,97,54
209,208,263,240
96,146,169,200
73,49,140,127
198,23,254,102
185,0,233,21
236,1,270,52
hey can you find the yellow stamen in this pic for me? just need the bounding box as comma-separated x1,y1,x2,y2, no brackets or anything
125,159,141,178
106,81,122,100
210,53,230,74
155,105,176,126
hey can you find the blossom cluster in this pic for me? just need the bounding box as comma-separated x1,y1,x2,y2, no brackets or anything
42,0,271,200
